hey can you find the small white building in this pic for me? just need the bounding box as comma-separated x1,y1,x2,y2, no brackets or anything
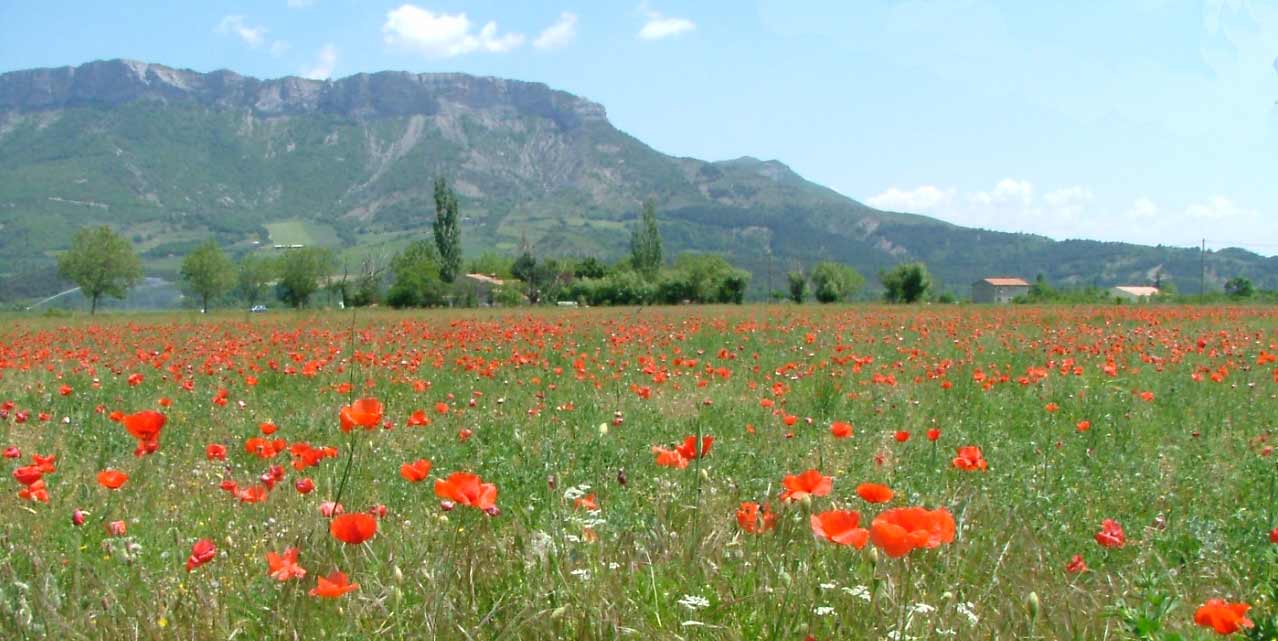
1111,286,1160,301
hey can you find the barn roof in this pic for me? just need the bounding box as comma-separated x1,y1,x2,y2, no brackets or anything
465,273,505,286
1113,286,1160,296
979,277,1030,287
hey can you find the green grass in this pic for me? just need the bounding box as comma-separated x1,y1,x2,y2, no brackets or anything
265,219,341,247
0,304,1274,640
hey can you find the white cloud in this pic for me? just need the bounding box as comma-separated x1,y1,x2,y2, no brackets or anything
216,15,268,48
286,0,314,7
1185,195,1257,220
637,3,695,40
971,178,1034,207
382,4,524,58
1125,197,1158,219
867,180,1273,253
866,185,955,212
534,12,578,50
301,44,338,80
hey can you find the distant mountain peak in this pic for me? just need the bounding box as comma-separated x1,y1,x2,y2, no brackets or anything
0,59,608,126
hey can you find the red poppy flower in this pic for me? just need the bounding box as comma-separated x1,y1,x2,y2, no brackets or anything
870,507,956,557
674,435,713,460
830,421,853,439
952,446,988,471
736,502,777,533
267,547,307,581
399,459,433,483
926,428,941,442
811,510,870,548
574,494,599,511
122,410,166,456
186,539,217,571
206,443,227,460
339,398,383,432
310,571,359,598
407,410,431,426
1194,599,1253,635
18,478,49,503
1075,420,1091,433
1095,519,1125,548
652,446,690,469
32,453,56,473
434,471,498,511
894,431,910,442
329,512,378,544
12,465,42,486
97,469,128,490
294,477,315,494
856,482,894,504
1065,554,1087,574
779,469,833,503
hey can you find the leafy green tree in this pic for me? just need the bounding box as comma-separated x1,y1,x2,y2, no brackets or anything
1225,276,1254,298
466,252,512,279
881,262,932,303
574,256,607,279
387,240,447,308
511,250,537,284
630,200,663,280
180,240,234,313
57,225,143,314
810,261,865,303
1026,273,1056,301
277,247,335,308
237,254,277,310
787,271,807,304
669,253,749,303
432,178,462,283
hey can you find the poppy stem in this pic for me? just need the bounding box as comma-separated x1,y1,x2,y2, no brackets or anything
331,432,358,512
331,303,361,510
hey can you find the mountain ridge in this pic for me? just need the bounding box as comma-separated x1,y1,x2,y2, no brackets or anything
0,59,1272,302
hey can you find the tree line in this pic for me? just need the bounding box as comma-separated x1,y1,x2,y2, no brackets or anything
54,179,947,313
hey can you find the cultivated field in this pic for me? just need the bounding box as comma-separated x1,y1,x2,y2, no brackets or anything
0,305,1273,640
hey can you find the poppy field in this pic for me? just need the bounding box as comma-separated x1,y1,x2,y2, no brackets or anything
0,305,1275,640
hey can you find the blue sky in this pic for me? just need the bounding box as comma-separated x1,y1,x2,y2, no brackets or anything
2,1,1276,254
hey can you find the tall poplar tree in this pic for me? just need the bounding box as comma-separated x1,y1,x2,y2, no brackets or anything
630,200,663,280
433,178,462,283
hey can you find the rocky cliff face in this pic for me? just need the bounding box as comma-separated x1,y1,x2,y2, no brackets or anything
0,59,607,127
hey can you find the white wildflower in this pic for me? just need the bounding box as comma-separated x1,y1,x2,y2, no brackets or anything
563,484,591,501
813,606,835,616
956,601,979,626
677,594,710,610
843,585,872,601
911,603,936,615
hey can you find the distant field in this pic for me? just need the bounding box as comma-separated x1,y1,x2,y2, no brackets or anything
265,218,341,246
0,305,1274,640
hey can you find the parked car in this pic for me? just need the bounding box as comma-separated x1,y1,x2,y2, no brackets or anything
250,305,268,313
